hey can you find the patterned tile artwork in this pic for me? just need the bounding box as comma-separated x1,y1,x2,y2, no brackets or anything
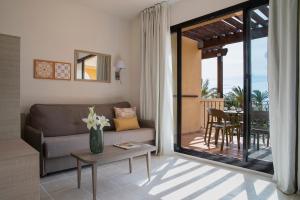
34,60,54,79
54,62,71,80
34,59,71,80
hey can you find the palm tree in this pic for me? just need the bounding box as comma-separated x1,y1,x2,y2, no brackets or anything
201,79,210,98
227,86,244,108
252,90,268,111
224,93,237,108
201,79,218,98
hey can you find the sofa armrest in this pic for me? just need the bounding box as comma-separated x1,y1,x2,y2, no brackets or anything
139,119,155,129
24,125,46,176
24,125,43,153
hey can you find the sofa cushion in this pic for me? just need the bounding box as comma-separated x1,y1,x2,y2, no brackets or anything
30,102,130,137
104,128,155,146
44,128,155,158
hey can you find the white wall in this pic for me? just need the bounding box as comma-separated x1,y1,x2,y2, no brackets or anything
0,0,132,112
129,18,141,109
129,0,248,108
0,0,248,113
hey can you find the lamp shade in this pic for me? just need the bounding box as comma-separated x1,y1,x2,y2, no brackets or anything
115,59,126,69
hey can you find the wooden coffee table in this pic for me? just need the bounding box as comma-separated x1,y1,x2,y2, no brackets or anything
71,144,157,200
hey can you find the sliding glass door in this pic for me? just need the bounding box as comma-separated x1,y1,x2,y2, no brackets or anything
171,0,272,173
245,4,272,165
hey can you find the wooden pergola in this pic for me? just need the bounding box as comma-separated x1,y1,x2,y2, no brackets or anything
182,8,269,97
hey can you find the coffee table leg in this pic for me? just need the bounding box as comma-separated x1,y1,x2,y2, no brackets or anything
146,152,151,181
77,159,81,189
92,164,97,200
129,157,133,173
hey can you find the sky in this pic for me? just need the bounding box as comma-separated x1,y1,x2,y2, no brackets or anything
202,37,268,94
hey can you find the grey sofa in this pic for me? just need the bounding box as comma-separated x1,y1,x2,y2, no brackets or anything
23,102,155,176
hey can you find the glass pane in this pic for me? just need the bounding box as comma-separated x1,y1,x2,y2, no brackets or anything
248,5,272,163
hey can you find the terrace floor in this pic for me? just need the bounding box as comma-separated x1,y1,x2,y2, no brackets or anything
181,129,272,163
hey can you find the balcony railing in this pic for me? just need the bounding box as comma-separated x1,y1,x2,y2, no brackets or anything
199,98,224,129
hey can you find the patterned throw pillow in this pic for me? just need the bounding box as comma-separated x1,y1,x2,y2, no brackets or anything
114,107,137,119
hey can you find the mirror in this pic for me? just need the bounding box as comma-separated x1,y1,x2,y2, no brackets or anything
74,50,111,82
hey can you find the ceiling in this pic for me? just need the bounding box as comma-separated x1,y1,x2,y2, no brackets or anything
69,0,178,19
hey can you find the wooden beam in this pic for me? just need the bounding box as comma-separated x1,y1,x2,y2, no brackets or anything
224,17,243,30
217,56,223,98
251,12,268,27
202,32,243,49
258,6,269,18
200,27,267,49
234,14,257,29
182,11,243,32
214,21,237,33
201,26,223,37
250,26,268,38
182,32,203,42
202,48,228,59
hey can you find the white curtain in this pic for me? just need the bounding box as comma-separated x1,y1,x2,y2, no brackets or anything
268,0,299,194
140,2,174,155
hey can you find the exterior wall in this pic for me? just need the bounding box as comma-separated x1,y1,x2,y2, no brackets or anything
181,37,202,134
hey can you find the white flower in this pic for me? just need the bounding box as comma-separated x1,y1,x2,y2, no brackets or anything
88,107,95,119
82,107,110,130
82,113,97,130
96,115,110,129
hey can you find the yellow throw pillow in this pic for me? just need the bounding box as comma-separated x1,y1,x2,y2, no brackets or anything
114,117,140,132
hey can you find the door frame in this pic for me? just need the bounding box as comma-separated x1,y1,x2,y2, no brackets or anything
171,0,270,169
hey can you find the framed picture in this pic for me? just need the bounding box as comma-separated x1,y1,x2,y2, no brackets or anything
34,59,54,79
54,62,71,80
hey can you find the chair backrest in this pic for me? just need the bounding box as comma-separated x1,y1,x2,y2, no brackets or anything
251,111,269,121
208,108,228,122
251,111,269,129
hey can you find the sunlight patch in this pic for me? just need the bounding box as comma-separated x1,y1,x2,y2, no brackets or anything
254,179,271,196
161,169,230,200
190,173,243,200
154,162,170,173
162,162,200,180
149,165,214,195
138,174,157,187
173,158,188,166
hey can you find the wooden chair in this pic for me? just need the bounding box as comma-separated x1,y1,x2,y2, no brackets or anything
207,108,241,151
251,111,269,150
204,108,217,143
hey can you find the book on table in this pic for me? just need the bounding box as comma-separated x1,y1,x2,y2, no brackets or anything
113,142,141,150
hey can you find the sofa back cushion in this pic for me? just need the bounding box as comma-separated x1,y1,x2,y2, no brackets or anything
29,102,131,137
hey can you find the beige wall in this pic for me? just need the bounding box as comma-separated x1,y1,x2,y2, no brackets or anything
181,37,202,134
129,17,141,110
182,37,201,96
0,0,132,113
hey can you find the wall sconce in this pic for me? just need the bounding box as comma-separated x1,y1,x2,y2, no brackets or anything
115,59,126,81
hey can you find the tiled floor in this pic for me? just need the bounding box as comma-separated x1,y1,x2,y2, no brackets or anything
181,130,272,162
40,154,298,200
